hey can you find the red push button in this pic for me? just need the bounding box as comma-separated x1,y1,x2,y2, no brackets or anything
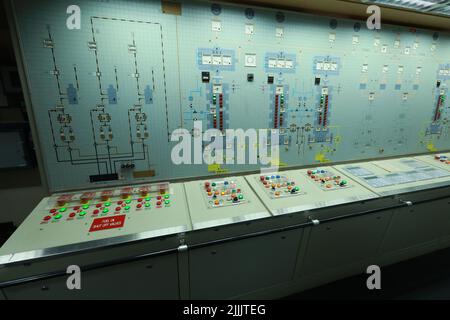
137,204,142,209
115,207,121,212
93,209,99,215
69,212,76,218
43,215,51,221
49,209,56,214
96,203,102,208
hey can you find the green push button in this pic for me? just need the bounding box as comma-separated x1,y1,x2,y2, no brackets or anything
79,211,87,217
295,186,300,191
164,200,170,205
125,205,131,211
211,182,216,187
164,194,170,199
238,195,244,200
145,203,151,208
125,199,131,204
103,208,109,214
104,202,111,207
145,197,151,201
82,205,89,210
54,214,62,220
59,207,67,213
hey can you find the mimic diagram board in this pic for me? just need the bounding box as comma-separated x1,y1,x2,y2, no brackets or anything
0,183,191,257
184,176,270,230
10,0,450,192
334,158,450,196
245,168,377,215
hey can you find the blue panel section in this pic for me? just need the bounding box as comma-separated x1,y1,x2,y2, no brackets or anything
380,84,386,90
67,84,78,104
197,48,236,72
359,83,367,90
144,85,153,104
428,123,442,135
312,56,340,76
437,63,450,80
107,85,117,105
310,131,334,144
264,52,297,74
395,84,402,90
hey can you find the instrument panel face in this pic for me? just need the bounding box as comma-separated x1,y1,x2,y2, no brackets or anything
255,174,304,199
245,168,378,215
184,177,270,230
0,183,192,256
304,168,352,191
335,157,450,196
201,179,247,208
9,0,450,192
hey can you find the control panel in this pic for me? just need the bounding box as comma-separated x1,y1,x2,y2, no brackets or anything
0,183,191,257
257,174,303,199
202,179,247,208
246,168,377,216
47,183,174,222
335,157,450,196
305,168,352,191
184,177,270,230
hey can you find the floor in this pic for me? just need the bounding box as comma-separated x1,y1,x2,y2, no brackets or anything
285,247,450,300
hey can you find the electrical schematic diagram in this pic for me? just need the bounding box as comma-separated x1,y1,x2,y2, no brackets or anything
424,64,450,140
35,13,170,190
11,0,450,191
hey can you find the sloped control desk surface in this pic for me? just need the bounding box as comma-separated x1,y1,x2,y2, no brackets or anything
414,153,450,171
245,167,378,216
334,157,450,196
184,176,271,230
0,183,191,264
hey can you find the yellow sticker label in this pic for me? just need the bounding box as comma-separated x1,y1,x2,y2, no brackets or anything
207,164,228,173
426,142,437,152
315,152,330,163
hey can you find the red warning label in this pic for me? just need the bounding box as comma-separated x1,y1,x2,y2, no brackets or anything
89,215,126,232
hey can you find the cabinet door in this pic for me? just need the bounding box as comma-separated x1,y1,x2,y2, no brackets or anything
189,229,303,299
381,201,449,253
300,213,390,276
3,253,179,299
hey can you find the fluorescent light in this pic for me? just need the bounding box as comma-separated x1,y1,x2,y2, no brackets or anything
362,0,448,12
431,5,450,15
